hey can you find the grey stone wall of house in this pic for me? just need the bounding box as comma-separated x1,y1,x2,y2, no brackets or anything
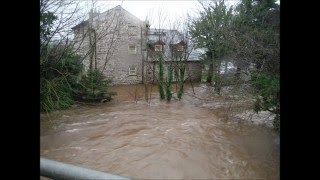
72,5,203,85
72,6,147,85
103,38,143,85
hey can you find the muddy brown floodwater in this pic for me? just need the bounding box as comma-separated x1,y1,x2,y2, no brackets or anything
40,84,279,179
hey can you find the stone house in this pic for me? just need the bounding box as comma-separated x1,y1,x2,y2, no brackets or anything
72,5,202,85
144,28,202,83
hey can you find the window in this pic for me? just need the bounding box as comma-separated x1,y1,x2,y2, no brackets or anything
177,45,184,52
129,67,137,76
128,25,137,36
129,31,137,36
128,45,136,54
154,45,162,52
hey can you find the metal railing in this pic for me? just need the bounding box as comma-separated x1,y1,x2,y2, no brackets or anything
40,157,130,180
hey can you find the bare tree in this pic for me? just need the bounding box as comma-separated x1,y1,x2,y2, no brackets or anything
143,7,202,101
40,0,87,66
71,0,126,74
40,0,129,111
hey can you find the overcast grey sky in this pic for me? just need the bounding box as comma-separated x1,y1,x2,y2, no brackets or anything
83,0,240,28
79,0,279,29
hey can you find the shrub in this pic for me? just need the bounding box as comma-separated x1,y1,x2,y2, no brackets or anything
251,71,280,131
40,51,83,112
166,68,173,101
74,69,115,102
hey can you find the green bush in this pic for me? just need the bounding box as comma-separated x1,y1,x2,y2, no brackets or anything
74,69,115,102
177,66,185,100
166,68,173,101
220,75,238,86
201,71,208,82
40,78,74,112
251,72,279,111
158,53,165,100
40,52,83,112
251,72,280,131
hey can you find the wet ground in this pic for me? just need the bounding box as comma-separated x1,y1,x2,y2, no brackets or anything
40,83,279,179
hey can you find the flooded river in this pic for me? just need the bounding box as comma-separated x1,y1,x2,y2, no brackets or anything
40,84,279,179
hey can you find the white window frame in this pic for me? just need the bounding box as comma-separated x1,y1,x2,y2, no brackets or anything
128,45,137,54
129,67,137,76
154,45,163,52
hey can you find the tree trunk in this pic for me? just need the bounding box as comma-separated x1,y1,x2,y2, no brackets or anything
207,63,213,83
206,51,214,83
89,28,93,72
94,30,97,70
224,60,228,74
214,61,221,94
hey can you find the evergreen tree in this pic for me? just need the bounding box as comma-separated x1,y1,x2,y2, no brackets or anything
188,0,233,94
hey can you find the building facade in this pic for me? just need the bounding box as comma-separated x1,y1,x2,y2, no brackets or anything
72,5,202,85
144,28,202,83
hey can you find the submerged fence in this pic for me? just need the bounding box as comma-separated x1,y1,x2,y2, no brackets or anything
40,157,130,180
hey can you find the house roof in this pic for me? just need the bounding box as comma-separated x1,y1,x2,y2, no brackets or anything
71,5,142,30
188,48,205,61
174,40,186,46
147,28,183,44
71,21,89,30
147,28,204,61
153,40,166,45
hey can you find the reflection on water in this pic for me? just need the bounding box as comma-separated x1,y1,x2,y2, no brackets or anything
40,84,279,179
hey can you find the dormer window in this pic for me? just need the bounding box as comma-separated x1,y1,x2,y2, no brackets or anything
154,45,163,52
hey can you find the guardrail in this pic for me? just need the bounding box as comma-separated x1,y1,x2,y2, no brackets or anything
40,157,130,180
